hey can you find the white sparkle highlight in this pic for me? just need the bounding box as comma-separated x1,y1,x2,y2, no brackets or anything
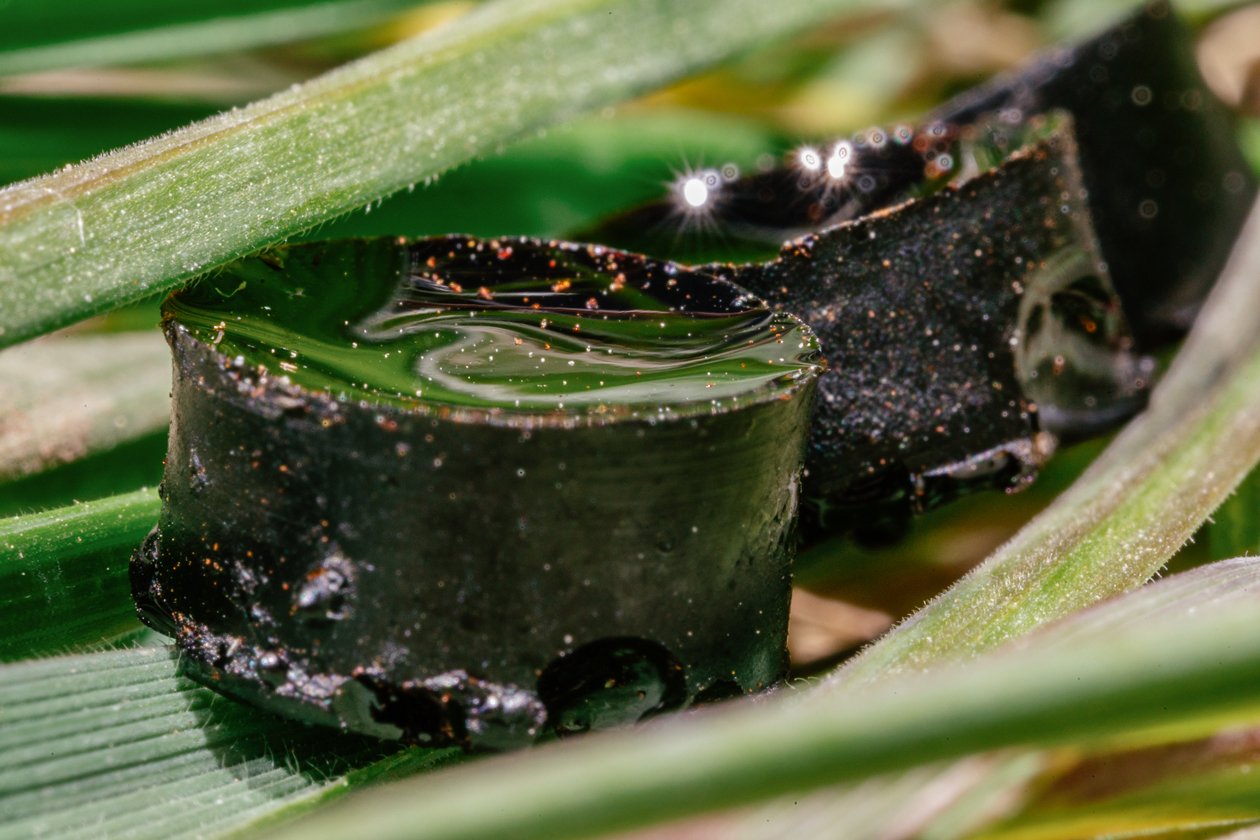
682,177,709,207
827,141,853,180
797,146,822,172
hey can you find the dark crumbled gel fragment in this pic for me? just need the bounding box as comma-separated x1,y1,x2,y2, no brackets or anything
733,128,1144,539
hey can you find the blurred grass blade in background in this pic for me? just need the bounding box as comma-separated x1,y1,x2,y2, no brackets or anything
0,0,426,58
0,99,218,187
0,0,920,349
0,333,169,486
1211,461,1260,561
0,489,158,660
0,429,167,520
0,0,434,77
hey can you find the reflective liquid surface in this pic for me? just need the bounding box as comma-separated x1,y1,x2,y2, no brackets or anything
166,236,820,422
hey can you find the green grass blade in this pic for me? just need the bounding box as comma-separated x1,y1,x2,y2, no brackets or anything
0,0,913,349
0,0,429,76
0,333,170,485
950,558,1260,840
0,101,775,234
253,558,1260,840
732,753,1048,840
0,489,159,659
0,647,461,840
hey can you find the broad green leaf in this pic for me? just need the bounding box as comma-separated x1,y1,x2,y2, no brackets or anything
0,647,461,840
0,333,170,486
0,489,158,660
0,0,426,74
0,0,917,350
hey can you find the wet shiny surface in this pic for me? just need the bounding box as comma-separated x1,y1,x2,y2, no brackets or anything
166,237,818,421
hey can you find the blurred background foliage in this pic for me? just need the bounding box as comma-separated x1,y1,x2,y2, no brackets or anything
6,1,1260,837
